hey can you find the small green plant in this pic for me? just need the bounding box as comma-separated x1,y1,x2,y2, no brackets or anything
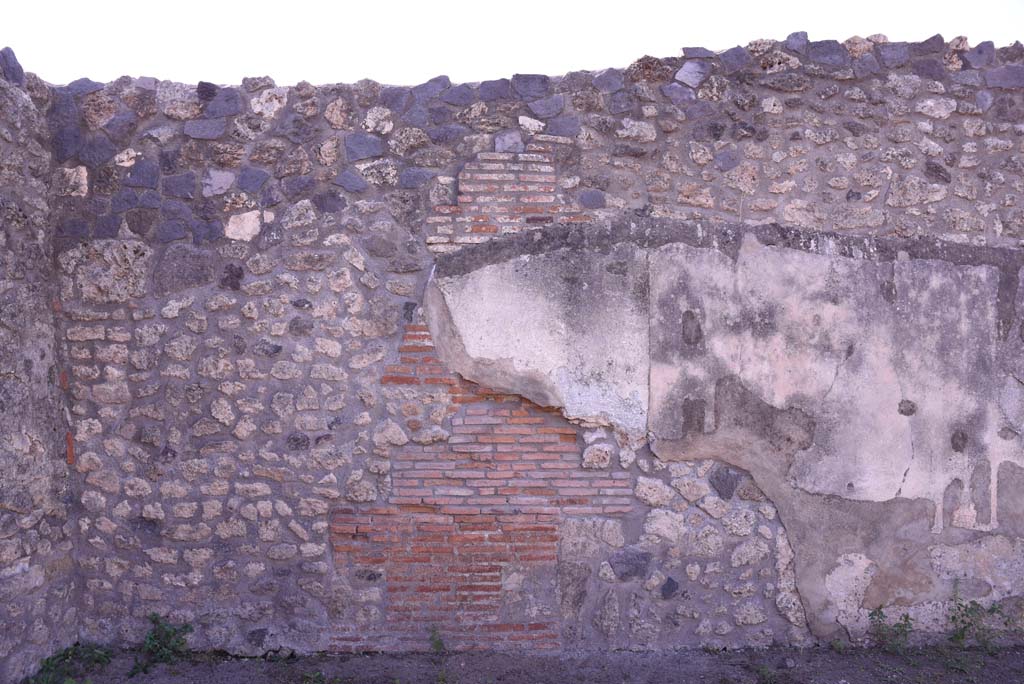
755,665,779,684
428,626,445,654
868,606,914,655
428,627,450,684
948,585,1011,653
23,643,112,684
829,638,849,654
129,612,193,677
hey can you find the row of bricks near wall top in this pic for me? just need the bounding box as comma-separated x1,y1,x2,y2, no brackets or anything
427,144,590,251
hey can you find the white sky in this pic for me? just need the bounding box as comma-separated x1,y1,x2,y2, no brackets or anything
6,0,1024,87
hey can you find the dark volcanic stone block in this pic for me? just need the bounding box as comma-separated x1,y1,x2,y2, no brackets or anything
440,83,475,106
0,47,25,85
345,132,384,161
125,158,160,189
479,79,511,101
184,118,227,140
986,65,1024,89
204,88,242,117
511,74,551,99
593,68,624,93
163,172,197,199
528,93,564,118
333,169,369,193
720,46,753,72
238,167,270,193
878,42,910,68
807,40,850,67
608,548,652,581
399,167,437,189
78,134,117,168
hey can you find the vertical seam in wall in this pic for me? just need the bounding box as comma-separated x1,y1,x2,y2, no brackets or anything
46,128,85,648
645,246,653,446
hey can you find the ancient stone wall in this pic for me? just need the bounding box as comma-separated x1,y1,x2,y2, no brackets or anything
0,56,78,683
3,30,1024,678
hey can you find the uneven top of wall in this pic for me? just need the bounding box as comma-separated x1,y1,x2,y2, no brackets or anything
9,34,1024,91
3,32,1022,255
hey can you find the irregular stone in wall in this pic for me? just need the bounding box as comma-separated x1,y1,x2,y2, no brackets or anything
643,508,687,543
226,210,262,241
581,443,614,469
635,476,676,507
54,166,88,197
152,243,217,295
58,240,153,303
564,518,626,555
607,547,651,581
675,61,712,89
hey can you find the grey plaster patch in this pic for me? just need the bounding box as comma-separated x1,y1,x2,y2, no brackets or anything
427,217,1024,640
427,239,650,437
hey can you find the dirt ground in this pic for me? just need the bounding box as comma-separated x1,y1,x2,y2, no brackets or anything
44,644,1024,684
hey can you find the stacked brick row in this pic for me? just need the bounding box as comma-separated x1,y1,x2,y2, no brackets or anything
426,144,589,253
331,324,634,650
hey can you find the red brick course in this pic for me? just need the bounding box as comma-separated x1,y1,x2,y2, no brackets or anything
425,143,589,253
331,141,609,651
331,325,633,651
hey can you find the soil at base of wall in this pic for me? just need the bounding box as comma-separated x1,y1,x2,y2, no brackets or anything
49,645,1024,684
